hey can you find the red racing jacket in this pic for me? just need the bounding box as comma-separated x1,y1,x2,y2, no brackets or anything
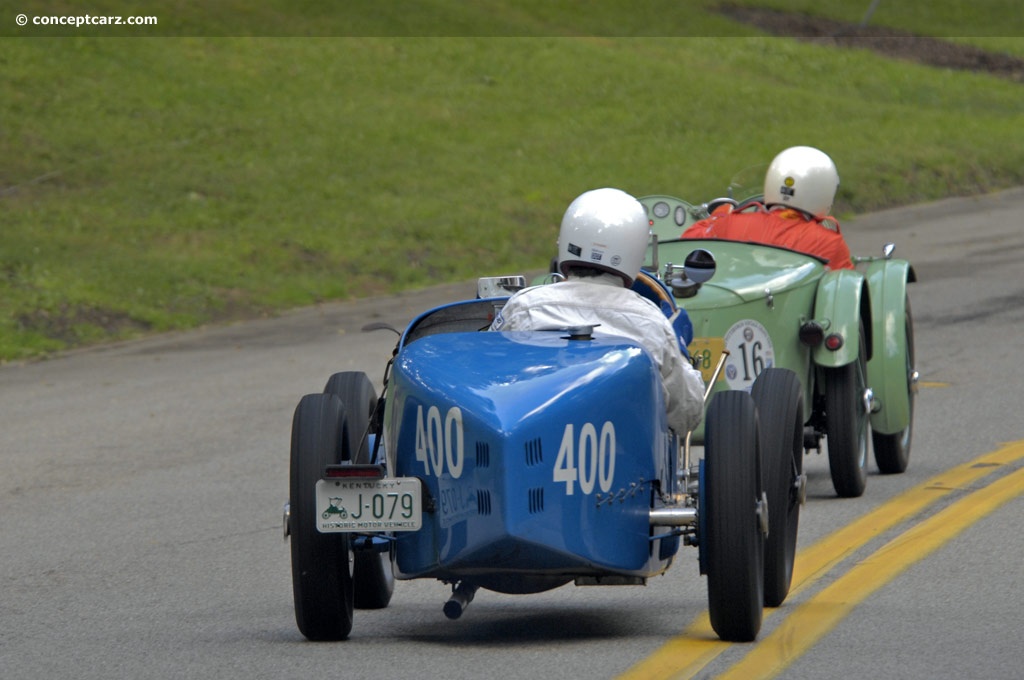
682,205,854,270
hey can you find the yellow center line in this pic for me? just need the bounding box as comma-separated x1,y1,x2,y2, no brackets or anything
618,440,1024,680
720,463,1024,680
792,440,1024,592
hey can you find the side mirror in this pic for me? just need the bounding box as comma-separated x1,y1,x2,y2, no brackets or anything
683,248,716,284
477,275,526,299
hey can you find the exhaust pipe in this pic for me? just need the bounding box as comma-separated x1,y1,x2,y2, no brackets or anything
443,582,478,620
649,507,698,526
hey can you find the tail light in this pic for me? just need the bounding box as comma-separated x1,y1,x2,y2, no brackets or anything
824,333,844,351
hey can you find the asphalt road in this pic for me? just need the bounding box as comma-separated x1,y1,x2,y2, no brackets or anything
2,189,1023,679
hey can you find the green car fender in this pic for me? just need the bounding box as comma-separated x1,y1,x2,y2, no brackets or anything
811,269,871,369
863,258,916,435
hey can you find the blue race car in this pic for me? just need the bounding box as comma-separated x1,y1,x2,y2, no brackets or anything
285,273,799,643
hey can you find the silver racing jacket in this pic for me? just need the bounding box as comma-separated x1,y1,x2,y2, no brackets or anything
491,273,705,435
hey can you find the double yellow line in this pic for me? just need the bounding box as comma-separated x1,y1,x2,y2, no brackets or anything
620,440,1024,680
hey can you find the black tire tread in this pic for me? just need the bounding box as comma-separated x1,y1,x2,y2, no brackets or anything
290,393,354,641
704,390,764,642
825,323,870,498
323,372,395,610
751,368,804,607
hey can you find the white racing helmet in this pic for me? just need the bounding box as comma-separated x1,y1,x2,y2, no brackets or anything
763,146,840,219
557,188,650,286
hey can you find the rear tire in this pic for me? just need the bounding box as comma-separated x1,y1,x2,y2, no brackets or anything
290,393,354,641
323,372,395,610
873,299,915,474
703,390,764,642
751,368,804,607
825,323,870,498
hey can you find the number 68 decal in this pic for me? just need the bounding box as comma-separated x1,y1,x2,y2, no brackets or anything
553,422,616,495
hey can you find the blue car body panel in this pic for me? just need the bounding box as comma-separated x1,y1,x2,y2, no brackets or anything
382,323,679,589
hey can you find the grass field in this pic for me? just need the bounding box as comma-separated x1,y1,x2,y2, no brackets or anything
2,2,1023,360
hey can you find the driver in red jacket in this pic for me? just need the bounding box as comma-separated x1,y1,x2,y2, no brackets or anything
682,146,854,270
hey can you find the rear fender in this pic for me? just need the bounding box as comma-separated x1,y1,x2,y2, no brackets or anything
811,269,871,369
864,258,916,434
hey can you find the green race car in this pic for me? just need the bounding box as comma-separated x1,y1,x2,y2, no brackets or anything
637,193,917,500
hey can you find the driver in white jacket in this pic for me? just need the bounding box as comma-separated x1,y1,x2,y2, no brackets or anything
491,188,705,435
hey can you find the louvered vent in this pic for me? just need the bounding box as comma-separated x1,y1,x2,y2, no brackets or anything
528,487,544,514
524,437,543,466
476,441,490,467
476,489,492,515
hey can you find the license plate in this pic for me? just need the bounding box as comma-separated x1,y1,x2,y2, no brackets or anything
689,337,727,385
315,477,422,533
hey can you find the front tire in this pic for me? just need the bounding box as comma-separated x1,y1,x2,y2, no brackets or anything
825,323,871,498
751,368,804,608
323,372,395,610
703,390,765,642
290,393,354,641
